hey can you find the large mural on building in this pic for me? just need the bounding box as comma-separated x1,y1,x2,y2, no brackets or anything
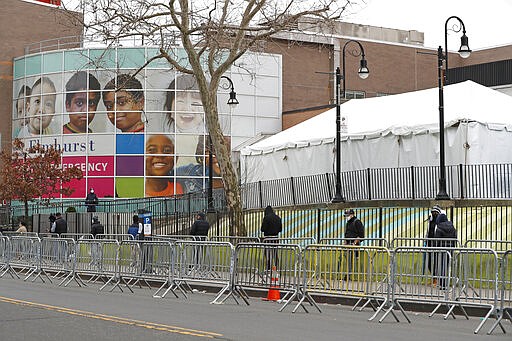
12,47,281,199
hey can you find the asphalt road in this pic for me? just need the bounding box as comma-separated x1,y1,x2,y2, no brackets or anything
0,277,509,341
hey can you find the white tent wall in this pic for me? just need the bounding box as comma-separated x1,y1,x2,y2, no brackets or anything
240,81,512,187
240,121,512,188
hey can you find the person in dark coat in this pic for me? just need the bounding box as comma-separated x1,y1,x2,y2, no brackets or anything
426,205,442,278
260,206,282,237
260,206,282,270
85,188,99,212
190,212,210,237
90,216,104,237
343,209,364,245
54,213,68,234
342,209,364,280
434,213,457,290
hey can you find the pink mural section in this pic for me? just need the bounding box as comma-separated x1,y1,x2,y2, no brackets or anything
62,156,114,198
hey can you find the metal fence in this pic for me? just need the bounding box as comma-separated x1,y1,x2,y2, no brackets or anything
1,235,510,334
3,163,512,226
241,163,512,208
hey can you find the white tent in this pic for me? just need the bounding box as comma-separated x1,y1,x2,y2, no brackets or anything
240,81,512,183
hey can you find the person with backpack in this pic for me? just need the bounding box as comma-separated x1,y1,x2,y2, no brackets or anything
90,216,104,237
434,213,457,289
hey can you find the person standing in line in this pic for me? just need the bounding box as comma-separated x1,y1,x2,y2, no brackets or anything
260,205,282,270
127,215,143,267
85,188,99,212
16,221,28,233
49,214,56,233
90,216,104,266
190,212,210,238
127,215,142,240
90,216,104,237
434,212,457,290
426,205,442,284
190,212,210,270
343,209,364,281
54,213,68,235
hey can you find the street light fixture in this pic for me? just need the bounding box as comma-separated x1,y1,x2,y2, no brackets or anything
207,76,238,212
332,40,370,203
435,16,471,200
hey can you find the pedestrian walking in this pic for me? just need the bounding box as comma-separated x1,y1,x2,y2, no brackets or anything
54,213,68,234
190,212,210,238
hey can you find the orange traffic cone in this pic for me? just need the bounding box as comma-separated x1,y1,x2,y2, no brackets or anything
264,265,281,301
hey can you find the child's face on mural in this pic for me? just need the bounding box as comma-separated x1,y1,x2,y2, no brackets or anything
27,82,56,134
66,91,99,132
103,90,143,132
145,135,175,176
173,92,203,132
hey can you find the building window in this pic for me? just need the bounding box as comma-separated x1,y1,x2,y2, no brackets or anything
344,90,365,99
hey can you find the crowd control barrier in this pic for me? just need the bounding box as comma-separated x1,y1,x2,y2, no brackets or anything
9,236,41,281
229,242,302,311
176,241,235,304
0,236,17,279
297,245,391,316
489,250,512,335
319,238,388,248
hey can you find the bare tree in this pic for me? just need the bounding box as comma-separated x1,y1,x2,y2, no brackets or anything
64,0,355,235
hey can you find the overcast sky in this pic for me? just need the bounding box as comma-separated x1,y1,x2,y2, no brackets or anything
55,0,512,50
344,0,512,50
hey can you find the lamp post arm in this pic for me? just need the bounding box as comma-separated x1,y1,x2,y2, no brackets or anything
220,75,235,91
341,40,367,99
444,15,467,79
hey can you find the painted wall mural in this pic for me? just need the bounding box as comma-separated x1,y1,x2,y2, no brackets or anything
12,47,281,198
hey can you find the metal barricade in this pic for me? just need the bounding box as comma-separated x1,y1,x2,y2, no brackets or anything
157,234,198,241
175,241,235,303
75,239,120,290
39,238,79,286
390,237,461,249
450,248,500,333
489,250,512,335
116,240,179,298
2,232,38,238
0,236,18,279
262,237,315,248
319,238,389,248
96,234,134,242
230,242,301,311
209,236,259,245
9,236,41,281
378,247,499,334
61,233,94,241
298,245,391,316
38,233,59,239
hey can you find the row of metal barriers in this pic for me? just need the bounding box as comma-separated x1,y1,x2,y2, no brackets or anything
0,235,510,335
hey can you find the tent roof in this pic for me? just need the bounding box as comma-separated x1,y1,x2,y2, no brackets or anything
243,81,512,154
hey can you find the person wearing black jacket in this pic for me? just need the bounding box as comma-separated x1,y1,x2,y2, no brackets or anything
85,188,99,212
260,206,282,270
434,213,457,289
90,216,104,266
426,205,442,279
260,205,282,237
190,212,210,237
90,216,104,237
54,213,68,235
342,209,364,280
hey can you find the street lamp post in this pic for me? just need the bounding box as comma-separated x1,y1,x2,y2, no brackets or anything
207,76,238,213
435,16,471,200
332,40,370,203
